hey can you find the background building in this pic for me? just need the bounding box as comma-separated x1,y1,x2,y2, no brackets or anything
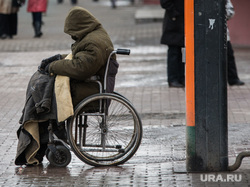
228,0,250,47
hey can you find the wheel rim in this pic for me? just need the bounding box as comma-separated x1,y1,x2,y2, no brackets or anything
48,145,71,167
68,93,142,166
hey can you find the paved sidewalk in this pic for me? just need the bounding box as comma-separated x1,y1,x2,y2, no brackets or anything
0,0,250,186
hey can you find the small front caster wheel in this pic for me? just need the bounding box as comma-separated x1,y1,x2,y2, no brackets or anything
47,145,71,167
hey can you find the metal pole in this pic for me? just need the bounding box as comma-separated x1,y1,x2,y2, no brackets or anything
185,0,228,172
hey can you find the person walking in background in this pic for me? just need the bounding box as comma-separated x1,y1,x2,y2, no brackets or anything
226,0,244,86
0,0,24,39
27,0,47,38
110,0,116,9
160,0,185,88
57,0,77,5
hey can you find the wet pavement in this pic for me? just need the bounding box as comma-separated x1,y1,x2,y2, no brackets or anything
1,0,250,186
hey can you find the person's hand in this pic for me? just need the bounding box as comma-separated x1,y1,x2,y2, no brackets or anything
38,54,61,73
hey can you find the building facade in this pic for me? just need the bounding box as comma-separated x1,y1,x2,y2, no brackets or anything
228,0,250,47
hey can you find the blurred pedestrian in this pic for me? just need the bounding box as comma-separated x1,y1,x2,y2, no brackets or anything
226,0,244,86
160,0,185,88
57,0,77,5
0,0,24,39
27,0,47,38
111,0,116,8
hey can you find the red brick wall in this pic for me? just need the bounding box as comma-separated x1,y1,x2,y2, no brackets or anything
228,0,250,47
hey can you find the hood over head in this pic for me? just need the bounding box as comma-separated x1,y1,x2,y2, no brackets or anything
64,7,101,40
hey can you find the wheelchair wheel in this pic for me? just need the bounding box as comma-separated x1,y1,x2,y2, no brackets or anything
67,93,142,167
47,145,71,167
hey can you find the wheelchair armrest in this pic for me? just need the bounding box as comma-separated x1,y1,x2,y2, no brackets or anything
85,76,102,94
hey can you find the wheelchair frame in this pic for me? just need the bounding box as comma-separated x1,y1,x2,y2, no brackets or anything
46,49,143,167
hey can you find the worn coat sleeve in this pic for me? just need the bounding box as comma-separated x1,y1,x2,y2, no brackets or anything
48,43,105,81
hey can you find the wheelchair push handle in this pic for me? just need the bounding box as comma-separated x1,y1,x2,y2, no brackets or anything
104,48,130,92
116,49,130,55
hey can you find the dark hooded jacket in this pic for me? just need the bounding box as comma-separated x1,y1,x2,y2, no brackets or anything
160,0,184,47
49,7,116,106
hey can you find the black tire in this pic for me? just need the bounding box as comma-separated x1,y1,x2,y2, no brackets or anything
47,145,71,167
67,93,142,167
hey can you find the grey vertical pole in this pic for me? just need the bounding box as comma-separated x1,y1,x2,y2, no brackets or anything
186,0,228,171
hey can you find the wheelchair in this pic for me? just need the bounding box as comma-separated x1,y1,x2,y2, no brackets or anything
46,49,143,167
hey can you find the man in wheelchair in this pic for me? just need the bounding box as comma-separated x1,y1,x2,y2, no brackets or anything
15,7,117,166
